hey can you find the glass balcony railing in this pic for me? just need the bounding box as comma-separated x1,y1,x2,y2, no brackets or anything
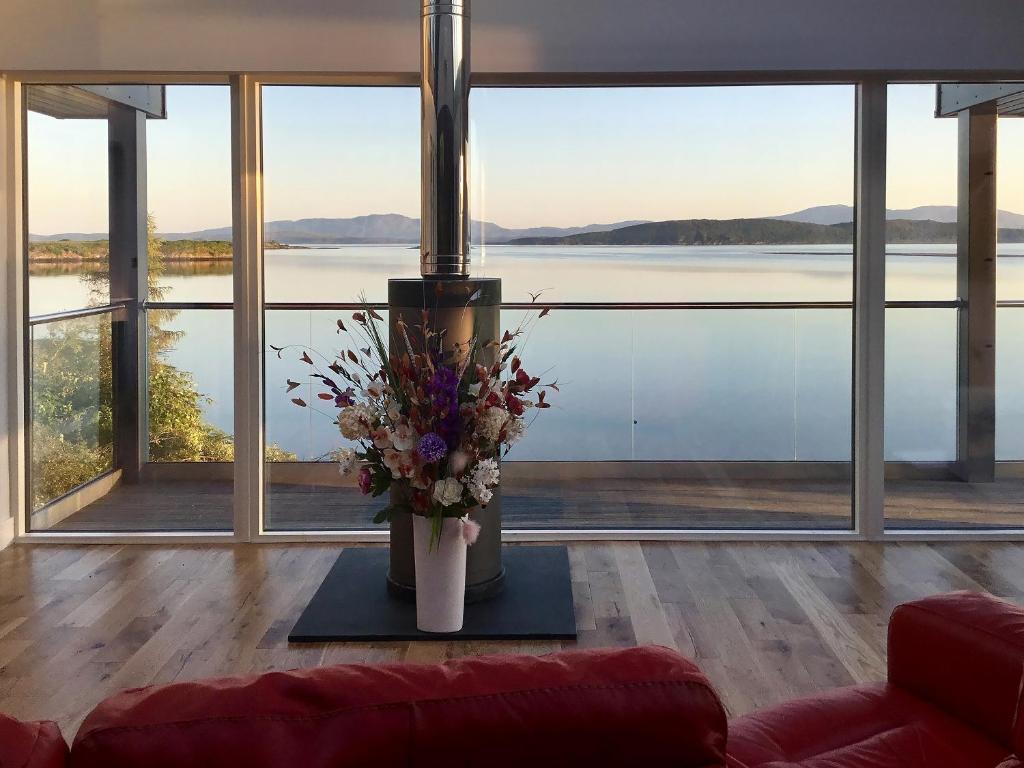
29,307,115,512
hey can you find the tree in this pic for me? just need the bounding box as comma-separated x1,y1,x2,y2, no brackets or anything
30,214,295,509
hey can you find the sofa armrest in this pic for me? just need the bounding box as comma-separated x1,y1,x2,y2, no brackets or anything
0,714,68,768
888,591,1024,752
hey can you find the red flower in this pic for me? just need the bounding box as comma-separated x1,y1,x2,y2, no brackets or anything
505,392,525,416
357,466,373,495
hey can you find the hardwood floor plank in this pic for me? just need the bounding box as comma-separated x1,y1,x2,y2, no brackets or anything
772,562,886,685
1,540,1020,737
613,543,676,649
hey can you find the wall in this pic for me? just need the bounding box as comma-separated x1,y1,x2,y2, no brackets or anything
0,77,14,550
0,0,1022,76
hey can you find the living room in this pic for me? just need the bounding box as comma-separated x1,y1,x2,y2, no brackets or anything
2,2,1024,766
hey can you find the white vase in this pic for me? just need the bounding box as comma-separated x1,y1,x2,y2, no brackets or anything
412,514,467,633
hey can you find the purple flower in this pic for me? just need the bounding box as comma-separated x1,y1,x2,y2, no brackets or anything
417,432,447,463
335,387,356,407
426,365,461,448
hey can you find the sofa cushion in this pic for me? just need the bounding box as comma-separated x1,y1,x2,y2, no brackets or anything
0,713,68,768
727,683,1011,768
71,646,727,768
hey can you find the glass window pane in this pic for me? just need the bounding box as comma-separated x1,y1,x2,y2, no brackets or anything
27,89,109,315
998,115,1024,301
148,85,233,303
886,84,958,302
261,86,420,305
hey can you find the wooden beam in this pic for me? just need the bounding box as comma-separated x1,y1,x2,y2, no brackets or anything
108,104,148,484
956,104,997,482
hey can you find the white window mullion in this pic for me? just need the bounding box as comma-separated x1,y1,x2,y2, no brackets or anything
230,75,264,542
853,79,887,540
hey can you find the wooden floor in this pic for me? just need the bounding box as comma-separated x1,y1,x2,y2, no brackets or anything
47,476,1024,531
3,540,1024,741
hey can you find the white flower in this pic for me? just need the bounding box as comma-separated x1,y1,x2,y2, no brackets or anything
477,407,508,443
466,458,499,505
468,381,482,397
504,417,526,445
366,380,384,399
336,447,357,476
391,423,418,451
470,458,500,488
338,404,373,440
433,477,464,507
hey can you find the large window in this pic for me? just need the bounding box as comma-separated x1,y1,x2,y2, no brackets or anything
18,77,1024,537
885,83,1024,529
256,84,856,531
468,86,856,530
25,84,234,532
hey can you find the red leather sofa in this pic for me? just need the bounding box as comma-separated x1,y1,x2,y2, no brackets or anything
4,591,1024,767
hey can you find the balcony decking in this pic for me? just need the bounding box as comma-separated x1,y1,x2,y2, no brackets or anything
43,475,1024,532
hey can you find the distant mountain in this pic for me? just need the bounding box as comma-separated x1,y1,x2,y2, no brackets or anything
32,205,1024,244
30,214,648,244
775,204,1024,229
153,215,649,245
509,217,1024,246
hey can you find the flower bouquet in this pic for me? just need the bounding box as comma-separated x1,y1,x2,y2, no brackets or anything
274,294,555,631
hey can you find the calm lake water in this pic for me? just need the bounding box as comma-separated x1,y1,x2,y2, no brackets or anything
29,244,1024,463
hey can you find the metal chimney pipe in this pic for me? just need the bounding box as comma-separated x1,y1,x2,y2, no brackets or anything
420,0,470,277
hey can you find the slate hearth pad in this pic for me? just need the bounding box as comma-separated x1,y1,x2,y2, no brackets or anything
289,545,577,642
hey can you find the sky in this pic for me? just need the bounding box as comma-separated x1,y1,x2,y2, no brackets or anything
25,83,1024,235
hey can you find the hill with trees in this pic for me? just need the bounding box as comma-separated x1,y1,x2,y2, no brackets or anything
508,218,1024,246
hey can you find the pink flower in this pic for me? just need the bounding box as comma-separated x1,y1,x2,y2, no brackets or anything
462,518,481,545
383,449,416,479
371,426,391,451
357,466,372,494
450,450,470,475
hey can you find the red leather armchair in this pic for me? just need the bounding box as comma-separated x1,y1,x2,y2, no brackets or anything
3,591,1024,768
727,591,1024,768
0,714,66,768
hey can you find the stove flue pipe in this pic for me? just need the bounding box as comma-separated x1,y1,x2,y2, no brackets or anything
420,0,470,277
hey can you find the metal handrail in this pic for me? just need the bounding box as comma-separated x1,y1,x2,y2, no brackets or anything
139,299,969,311
27,302,128,326
38,297,1024,323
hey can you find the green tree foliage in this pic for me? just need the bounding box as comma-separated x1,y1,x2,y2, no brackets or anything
31,215,295,509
